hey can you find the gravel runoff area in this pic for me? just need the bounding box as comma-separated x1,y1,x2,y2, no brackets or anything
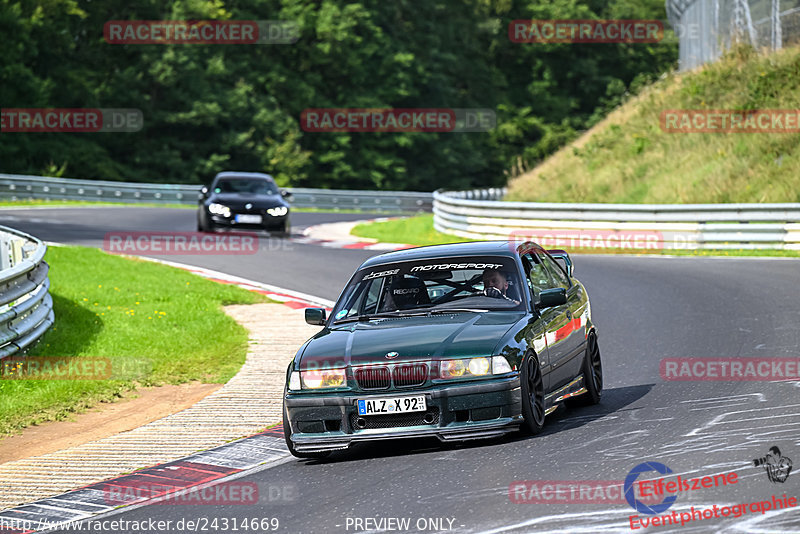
0,303,319,511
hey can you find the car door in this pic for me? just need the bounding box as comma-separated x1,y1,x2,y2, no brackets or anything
519,251,572,391
537,250,586,384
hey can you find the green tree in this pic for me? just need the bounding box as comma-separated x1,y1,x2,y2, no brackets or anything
0,0,677,190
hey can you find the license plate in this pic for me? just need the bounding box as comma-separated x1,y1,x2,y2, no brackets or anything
235,214,262,224
357,395,426,416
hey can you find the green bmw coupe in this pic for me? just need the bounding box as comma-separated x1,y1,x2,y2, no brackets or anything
282,241,602,458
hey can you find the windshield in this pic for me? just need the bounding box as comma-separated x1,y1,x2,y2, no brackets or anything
214,178,278,195
331,255,525,322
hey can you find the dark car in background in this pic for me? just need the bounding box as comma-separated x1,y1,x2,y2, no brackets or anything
197,171,292,236
282,241,603,458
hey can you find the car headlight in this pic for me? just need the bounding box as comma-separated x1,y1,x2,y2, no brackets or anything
267,206,288,216
300,368,346,389
439,356,512,379
208,203,231,217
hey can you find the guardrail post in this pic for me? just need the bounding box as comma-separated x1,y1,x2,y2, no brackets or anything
0,237,9,271
10,239,24,266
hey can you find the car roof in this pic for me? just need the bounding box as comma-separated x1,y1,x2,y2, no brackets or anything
213,171,275,182
360,241,539,269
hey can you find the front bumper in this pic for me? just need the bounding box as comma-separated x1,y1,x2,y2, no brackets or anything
284,375,522,453
208,211,288,230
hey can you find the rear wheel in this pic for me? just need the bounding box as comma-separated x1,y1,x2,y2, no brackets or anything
519,353,546,435
283,409,331,460
566,330,602,407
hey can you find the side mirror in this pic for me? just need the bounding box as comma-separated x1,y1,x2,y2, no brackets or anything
305,308,327,326
538,288,567,308
199,186,209,201
281,189,293,201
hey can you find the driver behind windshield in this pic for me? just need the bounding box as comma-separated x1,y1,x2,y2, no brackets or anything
334,259,526,321
482,268,520,304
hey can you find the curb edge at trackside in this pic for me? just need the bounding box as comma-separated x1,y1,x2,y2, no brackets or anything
1,427,293,534
0,253,333,533
296,220,414,251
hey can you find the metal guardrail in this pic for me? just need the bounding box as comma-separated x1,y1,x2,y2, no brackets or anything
0,226,53,358
434,189,800,250
0,174,432,213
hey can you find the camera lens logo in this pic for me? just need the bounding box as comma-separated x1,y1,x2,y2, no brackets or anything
624,461,678,515
753,446,793,483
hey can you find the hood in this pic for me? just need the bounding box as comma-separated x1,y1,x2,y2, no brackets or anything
208,192,285,209
297,312,524,370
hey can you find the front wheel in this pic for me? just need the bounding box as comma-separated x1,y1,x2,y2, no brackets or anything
197,214,213,233
567,330,603,407
519,353,546,435
283,409,331,459
273,219,291,238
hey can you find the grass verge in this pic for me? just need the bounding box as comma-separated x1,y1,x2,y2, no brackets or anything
351,215,800,257
507,44,800,203
0,245,269,436
351,215,470,246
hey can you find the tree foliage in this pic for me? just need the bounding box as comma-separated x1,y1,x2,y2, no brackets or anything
0,0,676,189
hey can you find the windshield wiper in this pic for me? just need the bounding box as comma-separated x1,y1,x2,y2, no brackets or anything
428,308,488,314
332,311,428,324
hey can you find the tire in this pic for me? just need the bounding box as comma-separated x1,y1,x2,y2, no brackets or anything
566,330,603,407
283,409,331,460
519,353,546,435
197,214,213,233
274,219,291,238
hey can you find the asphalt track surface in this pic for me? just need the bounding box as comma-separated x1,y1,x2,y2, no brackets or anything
4,207,800,533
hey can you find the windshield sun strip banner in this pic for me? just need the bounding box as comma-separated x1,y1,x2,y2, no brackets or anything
360,257,512,281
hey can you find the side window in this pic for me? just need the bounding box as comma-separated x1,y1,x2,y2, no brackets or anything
521,253,557,301
539,253,570,289
361,278,383,314
338,278,383,318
